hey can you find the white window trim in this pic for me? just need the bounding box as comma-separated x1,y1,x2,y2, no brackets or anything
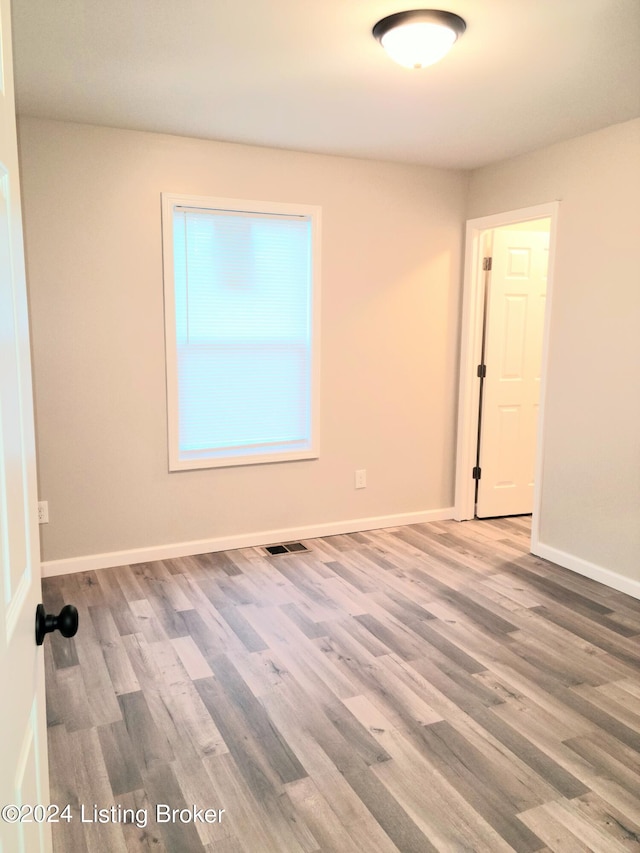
161,192,321,471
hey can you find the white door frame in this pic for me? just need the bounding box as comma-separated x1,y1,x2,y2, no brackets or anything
454,202,559,551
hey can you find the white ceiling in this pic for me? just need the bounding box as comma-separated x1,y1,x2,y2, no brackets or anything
11,0,640,170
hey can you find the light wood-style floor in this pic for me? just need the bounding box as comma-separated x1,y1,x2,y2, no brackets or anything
43,517,640,852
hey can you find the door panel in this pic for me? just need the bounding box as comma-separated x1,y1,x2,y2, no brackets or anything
0,0,51,849
476,226,549,518
501,295,527,378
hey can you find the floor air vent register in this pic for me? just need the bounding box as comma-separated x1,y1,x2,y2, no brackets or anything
263,542,309,556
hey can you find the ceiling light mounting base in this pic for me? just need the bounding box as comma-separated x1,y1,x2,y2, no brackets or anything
373,9,467,69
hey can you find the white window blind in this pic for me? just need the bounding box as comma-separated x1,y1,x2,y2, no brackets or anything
162,195,320,470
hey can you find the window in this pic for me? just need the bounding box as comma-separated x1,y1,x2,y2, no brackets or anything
162,194,320,470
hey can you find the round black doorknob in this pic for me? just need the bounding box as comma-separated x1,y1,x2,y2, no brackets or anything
35,603,79,646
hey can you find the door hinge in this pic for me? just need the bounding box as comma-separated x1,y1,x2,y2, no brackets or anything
472,466,481,480
483,256,492,271
477,364,486,378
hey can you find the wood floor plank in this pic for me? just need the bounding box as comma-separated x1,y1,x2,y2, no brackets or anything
118,690,175,770
89,605,142,695
354,612,427,661
170,636,214,680
518,802,597,853
161,678,229,760
115,789,168,852
285,776,363,852
128,597,170,643
369,722,517,853
317,624,445,727
181,608,234,662
68,726,129,853
568,791,640,848
203,752,294,853
416,721,546,851
259,683,346,779
586,776,640,830
242,602,361,701
502,606,639,682
216,605,269,652
97,719,144,796
279,601,329,639
51,664,95,732
141,762,208,853
46,723,83,847
265,689,401,853
43,516,640,852
170,757,234,848
342,765,441,853
564,731,640,800
471,706,591,800
195,672,308,798
267,784,323,853
534,603,640,667
307,768,407,853
520,796,632,853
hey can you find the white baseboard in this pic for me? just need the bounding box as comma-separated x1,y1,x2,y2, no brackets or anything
41,507,455,577
533,541,640,601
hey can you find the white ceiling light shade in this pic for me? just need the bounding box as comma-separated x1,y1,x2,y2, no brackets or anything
373,10,466,69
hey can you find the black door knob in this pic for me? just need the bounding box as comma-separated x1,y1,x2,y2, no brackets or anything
35,603,79,646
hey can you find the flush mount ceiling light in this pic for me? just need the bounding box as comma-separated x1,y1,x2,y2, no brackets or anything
373,9,466,69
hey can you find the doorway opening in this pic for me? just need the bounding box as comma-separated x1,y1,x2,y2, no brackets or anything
454,203,559,552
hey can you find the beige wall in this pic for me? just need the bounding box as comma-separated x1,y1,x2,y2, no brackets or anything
468,119,640,581
19,117,468,562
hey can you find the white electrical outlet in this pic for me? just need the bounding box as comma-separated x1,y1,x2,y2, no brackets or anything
38,501,49,524
355,469,367,489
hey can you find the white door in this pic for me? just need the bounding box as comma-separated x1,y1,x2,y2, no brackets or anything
476,225,549,518
0,0,52,850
